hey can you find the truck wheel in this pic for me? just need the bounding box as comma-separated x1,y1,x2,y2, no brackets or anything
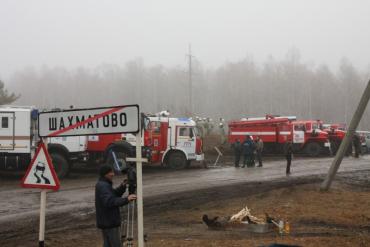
168,152,187,169
330,141,339,155
50,153,69,179
304,142,322,157
186,160,192,168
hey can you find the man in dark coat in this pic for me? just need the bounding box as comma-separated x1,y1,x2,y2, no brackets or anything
242,135,254,168
284,140,293,175
255,136,264,167
353,133,361,158
232,139,242,167
95,165,137,247
250,138,256,167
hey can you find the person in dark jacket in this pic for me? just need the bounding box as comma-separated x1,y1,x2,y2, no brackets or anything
284,140,293,175
95,165,137,247
353,134,361,158
250,138,256,167
255,136,264,167
232,139,242,167
242,135,254,168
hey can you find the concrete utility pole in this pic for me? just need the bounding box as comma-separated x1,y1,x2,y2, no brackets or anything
187,44,193,115
321,79,370,191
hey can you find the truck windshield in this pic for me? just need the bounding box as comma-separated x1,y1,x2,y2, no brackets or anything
150,121,161,134
312,123,322,130
294,124,305,131
180,127,196,138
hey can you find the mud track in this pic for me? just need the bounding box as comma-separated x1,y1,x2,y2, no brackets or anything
1,156,370,246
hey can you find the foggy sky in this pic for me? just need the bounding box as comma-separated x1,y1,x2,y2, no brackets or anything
1,0,370,79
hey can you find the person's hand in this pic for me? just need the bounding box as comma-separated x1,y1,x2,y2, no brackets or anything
128,194,137,201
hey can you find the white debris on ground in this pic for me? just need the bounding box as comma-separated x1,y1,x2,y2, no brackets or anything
229,206,265,224
202,205,269,229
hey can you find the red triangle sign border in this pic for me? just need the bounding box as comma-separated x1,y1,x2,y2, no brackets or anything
21,141,60,191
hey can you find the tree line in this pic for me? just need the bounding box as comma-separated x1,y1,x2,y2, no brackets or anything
4,50,370,129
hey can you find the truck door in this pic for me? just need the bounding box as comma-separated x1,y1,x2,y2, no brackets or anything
150,121,161,150
0,112,15,150
176,126,196,157
150,121,163,162
293,124,305,144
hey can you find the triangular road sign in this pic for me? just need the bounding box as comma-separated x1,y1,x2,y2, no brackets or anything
21,142,60,191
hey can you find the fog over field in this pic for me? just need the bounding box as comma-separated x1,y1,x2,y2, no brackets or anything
1,0,370,127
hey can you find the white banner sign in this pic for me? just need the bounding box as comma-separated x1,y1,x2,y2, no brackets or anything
38,105,139,137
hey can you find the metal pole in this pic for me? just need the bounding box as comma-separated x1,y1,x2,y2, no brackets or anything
39,189,47,247
136,130,144,246
321,80,370,191
39,137,48,247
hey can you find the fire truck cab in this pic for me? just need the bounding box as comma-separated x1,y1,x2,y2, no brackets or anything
291,120,330,156
323,123,347,154
87,115,204,169
145,116,203,165
0,106,88,178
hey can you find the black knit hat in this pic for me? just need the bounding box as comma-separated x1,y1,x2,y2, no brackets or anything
99,165,113,177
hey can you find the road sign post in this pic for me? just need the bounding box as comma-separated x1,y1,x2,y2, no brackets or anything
126,126,146,247
21,137,60,247
37,104,144,246
136,128,144,247
39,189,46,247
38,138,47,247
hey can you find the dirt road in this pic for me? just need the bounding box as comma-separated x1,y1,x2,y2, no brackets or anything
0,155,369,246
1,156,369,222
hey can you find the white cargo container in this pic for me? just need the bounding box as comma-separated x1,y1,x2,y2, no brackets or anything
0,106,88,178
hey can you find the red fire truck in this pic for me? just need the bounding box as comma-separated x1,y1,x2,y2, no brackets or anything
323,123,369,154
87,115,204,169
228,115,331,156
323,123,346,154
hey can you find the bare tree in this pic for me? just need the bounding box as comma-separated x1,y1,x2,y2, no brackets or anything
7,51,370,129
0,79,20,105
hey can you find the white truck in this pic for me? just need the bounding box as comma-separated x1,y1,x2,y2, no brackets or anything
0,106,88,178
88,114,204,169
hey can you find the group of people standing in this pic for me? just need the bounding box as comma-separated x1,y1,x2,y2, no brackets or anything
232,135,264,168
232,136,293,176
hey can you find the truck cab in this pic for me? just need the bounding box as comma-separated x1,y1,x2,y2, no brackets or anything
147,116,203,168
292,120,330,156
89,114,204,170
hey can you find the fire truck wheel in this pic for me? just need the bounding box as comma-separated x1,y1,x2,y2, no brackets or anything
168,152,187,169
330,141,339,155
304,142,322,157
50,153,69,179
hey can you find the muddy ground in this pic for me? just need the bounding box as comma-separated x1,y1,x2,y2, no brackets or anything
146,173,370,247
1,154,370,246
